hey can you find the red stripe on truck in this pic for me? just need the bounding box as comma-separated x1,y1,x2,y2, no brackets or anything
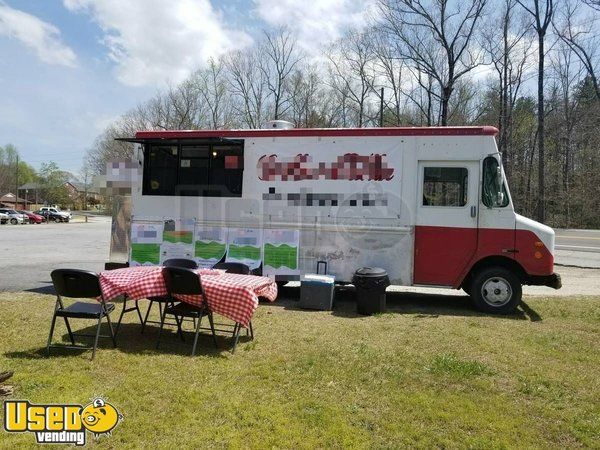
414,226,553,287
135,126,498,140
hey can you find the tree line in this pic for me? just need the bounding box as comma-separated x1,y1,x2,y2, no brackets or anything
86,0,600,228
0,145,82,208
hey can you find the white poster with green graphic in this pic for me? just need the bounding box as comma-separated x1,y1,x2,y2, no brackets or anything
130,222,164,266
194,226,228,268
225,228,262,270
263,229,300,278
159,218,195,264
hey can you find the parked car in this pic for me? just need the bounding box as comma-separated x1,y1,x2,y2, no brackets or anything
39,206,71,221
0,208,25,224
17,210,44,224
0,211,8,225
35,209,69,223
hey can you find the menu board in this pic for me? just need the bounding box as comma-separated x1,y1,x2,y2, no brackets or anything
130,223,164,266
131,221,302,275
263,229,300,278
225,228,262,270
194,226,228,268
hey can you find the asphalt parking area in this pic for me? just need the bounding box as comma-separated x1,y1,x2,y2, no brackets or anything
0,219,598,297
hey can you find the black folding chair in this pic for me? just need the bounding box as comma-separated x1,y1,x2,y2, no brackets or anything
156,267,218,356
141,258,198,333
47,269,117,360
211,262,254,353
212,262,250,275
105,263,144,338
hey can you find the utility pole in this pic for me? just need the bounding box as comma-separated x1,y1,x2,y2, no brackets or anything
84,170,88,211
379,87,384,127
15,154,19,210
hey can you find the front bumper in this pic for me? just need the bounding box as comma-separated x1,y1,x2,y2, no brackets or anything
527,273,562,289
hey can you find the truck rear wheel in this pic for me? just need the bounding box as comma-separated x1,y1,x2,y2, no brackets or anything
470,266,521,314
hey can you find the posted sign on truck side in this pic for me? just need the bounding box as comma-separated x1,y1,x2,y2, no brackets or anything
111,124,560,313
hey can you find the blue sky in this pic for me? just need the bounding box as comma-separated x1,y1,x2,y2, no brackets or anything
0,0,372,176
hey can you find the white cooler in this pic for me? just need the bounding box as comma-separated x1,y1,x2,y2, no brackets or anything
299,274,335,311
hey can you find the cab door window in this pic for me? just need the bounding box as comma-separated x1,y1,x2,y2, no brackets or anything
482,157,509,207
422,167,468,207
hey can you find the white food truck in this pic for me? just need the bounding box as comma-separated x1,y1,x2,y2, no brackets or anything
112,122,560,314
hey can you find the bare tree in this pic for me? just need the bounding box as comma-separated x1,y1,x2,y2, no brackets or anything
225,49,269,128
405,66,436,125
288,65,332,127
378,0,488,126
583,0,600,10
260,28,302,120
549,41,586,224
192,57,232,129
517,0,554,222
372,31,409,126
327,30,377,127
554,0,600,100
482,0,534,171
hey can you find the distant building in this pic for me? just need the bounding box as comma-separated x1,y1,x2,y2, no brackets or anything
64,181,103,208
0,192,31,209
18,182,43,206
17,181,104,209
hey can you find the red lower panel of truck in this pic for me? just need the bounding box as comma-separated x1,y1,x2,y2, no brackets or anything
413,226,553,287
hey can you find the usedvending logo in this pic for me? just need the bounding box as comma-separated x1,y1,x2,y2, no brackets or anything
3,397,123,446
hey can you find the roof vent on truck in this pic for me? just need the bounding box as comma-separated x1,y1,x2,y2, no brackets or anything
263,120,294,130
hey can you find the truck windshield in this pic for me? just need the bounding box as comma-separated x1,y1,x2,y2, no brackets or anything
482,157,509,207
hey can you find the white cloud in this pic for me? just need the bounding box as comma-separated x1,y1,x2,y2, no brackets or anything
0,3,76,67
63,0,253,87
253,0,375,54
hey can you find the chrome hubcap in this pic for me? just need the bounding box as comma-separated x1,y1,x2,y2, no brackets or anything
481,277,512,306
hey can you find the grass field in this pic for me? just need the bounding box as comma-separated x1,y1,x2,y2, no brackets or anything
0,289,598,449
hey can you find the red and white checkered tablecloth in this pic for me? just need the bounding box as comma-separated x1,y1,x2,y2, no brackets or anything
177,273,278,327
99,266,167,301
99,267,277,327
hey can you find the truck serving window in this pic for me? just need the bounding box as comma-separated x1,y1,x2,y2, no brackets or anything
143,143,243,197
482,157,509,207
422,167,468,207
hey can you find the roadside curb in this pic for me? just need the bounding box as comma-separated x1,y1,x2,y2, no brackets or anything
555,263,600,270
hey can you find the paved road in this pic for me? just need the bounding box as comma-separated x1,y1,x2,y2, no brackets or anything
555,229,600,252
0,221,600,295
555,229,600,268
0,219,110,292
1,220,598,295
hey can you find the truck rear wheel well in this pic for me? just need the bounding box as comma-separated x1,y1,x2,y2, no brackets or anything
461,256,527,291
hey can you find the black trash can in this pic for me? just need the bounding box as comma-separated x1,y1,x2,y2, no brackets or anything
353,267,390,315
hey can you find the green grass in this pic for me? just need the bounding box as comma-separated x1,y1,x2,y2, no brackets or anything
427,353,493,378
0,291,599,448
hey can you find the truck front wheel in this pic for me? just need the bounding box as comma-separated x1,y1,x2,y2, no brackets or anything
470,266,522,314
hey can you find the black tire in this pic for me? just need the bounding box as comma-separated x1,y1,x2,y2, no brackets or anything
10,218,17,225
49,216,56,222
470,266,522,314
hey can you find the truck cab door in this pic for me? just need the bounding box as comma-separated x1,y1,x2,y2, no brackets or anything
477,156,516,259
413,161,480,286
